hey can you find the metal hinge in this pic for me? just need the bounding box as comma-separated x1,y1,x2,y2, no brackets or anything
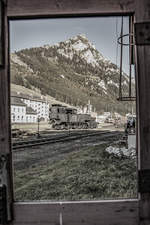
134,22,150,45
0,184,7,224
138,169,150,193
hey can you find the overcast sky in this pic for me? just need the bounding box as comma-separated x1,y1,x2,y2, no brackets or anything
10,17,129,74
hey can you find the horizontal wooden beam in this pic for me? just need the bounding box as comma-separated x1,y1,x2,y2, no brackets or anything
135,1,150,224
7,0,135,18
12,202,61,225
12,200,138,225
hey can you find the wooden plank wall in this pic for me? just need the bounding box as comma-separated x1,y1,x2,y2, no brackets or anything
12,203,61,225
7,0,135,17
2,0,150,224
61,200,138,225
0,2,13,221
135,1,150,225
12,200,138,225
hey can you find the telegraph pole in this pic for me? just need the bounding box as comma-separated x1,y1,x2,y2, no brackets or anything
37,117,40,138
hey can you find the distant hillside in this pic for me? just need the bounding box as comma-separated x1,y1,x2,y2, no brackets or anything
10,34,135,114
11,83,75,108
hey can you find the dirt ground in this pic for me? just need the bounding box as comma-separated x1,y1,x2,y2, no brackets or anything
11,121,124,135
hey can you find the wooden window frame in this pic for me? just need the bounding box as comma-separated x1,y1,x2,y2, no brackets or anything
0,0,149,224
0,0,5,67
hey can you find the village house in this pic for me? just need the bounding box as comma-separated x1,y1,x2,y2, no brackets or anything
21,96,49,121
11,92,50,123
11,96,38,123
11,97,27,123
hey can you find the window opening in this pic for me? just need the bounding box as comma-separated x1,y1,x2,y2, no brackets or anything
10,16,137,201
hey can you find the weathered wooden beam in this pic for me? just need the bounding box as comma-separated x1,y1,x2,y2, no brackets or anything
135,1,150,224
135,22,150,45
0,185,7,224
0,0,145,225
0,2,13,222
12,202,61,225
138,169,150,193
62,200,138,225
7,0,136,18
12,200,138,225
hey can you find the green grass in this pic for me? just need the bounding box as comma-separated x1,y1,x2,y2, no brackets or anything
13,142,137,201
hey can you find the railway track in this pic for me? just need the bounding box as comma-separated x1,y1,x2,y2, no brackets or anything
12,130,122,151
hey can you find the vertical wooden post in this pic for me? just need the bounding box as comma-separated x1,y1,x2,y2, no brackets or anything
0,1,13,222
135,1,150,224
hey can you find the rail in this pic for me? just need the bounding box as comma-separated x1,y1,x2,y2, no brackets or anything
12,130,121,151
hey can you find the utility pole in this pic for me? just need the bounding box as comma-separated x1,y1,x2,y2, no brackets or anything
37,117,40,138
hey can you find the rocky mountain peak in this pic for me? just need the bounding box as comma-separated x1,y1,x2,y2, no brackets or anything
10,35,134,114
48,34,105,68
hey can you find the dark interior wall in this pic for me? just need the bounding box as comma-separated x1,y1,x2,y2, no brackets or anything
1,0,150,224
135,1,150,224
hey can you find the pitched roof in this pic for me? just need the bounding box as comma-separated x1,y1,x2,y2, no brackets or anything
11,93,47,103
11,96,27,107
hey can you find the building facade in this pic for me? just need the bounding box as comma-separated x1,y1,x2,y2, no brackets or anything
11,99,27,123
11,96,38,123
21,97,49,121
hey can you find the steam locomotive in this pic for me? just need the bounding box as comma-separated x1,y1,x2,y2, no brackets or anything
49,104,97,130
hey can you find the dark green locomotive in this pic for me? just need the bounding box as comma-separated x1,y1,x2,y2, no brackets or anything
49,104,97,130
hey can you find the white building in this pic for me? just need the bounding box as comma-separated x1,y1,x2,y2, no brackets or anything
26,107,38,123
11,96,38,123
11,91,50,122
21,96,49,121
11,97,27,123
96,115,106,123
82,100,93,114
80,100,97,120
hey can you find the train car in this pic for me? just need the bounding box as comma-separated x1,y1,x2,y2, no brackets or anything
49,104,97,129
